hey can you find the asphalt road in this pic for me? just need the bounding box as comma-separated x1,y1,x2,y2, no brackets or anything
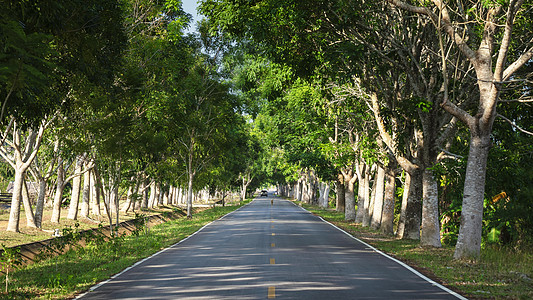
78,195,465,299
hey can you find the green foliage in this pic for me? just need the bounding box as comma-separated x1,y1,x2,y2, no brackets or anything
0,244,24,293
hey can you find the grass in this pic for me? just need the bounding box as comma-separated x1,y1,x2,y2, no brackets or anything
0,201,249,299
300,201,533,300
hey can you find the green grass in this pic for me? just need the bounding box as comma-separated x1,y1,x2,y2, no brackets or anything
1,202,249,299
301,202,533,300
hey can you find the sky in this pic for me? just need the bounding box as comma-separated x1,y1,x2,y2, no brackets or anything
182,0,201,33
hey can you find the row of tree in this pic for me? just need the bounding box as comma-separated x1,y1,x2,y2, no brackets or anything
0,0,261,234
200,0,533,259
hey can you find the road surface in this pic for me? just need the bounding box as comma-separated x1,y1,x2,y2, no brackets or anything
78,195,464,299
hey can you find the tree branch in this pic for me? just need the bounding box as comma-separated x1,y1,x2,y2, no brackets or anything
497,114,533,136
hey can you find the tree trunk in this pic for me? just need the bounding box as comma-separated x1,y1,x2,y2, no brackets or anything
297,178,303,203
361,166,371,226
6,169,24,232
397,171,422,239
381,168,396,235
335,173,345,212
370,165,385,230
80,168,91,218
90,170,100,216
187,172,194,218
148,181,157,208
241,176,249,202
454,134,490,259
355,162,366,223
421,167,442,247
67,157,83,220
22,178,36,228
122,185,134,213
318,182,330,208
34,178,47,228
51,161,65,223
365,169,378,227
343,169,357,221
4,125,47,232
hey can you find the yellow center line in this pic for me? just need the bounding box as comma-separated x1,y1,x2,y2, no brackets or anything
271,243,275,247
272,233,275,236
268,286,276,298
270,258,275,264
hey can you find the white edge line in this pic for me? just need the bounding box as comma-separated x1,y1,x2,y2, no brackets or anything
293,201,468,300
76,201,253,299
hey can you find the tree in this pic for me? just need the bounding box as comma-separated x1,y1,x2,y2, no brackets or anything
387,0,533,259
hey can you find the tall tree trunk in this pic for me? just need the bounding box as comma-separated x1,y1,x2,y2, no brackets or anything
187,172,195,218
362,165,378,227
67,157,83,220
322,182,331,208
362,166,374,227
381,167,397,235
34,178,47,228
90,170,100,216
148,181,157,208
397,171,422,239
355,162,366,223
7,169,24,232
365,169,379,227
343,169,357,221
297,178,303,203
335,173,345,212
5,126,46,232
370,165,385,229
80,168,91,218
421,167,442,247
141,180,148,208
22,178,36,228
454,134,490,258
121,185,134,213
51,161,65,223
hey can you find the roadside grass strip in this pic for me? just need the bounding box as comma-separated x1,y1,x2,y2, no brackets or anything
295,200,533,300
1,201,251,300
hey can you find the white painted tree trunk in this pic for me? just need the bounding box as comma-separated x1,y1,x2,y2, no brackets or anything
370,166,385,230
421,168,442,247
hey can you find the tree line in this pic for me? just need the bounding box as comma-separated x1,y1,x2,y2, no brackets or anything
199,0,533,260
0,0,261,235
